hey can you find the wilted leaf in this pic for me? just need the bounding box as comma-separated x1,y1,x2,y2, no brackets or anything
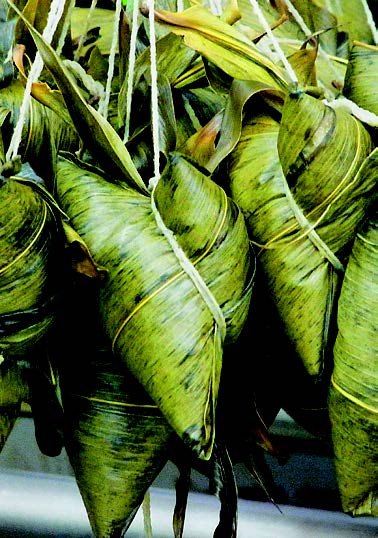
207,78,284,172
150,5,289,90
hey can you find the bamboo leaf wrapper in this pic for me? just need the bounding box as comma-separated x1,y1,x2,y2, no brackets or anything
0,166,63,358
55,153,253,459
329,203,378,516
229,92,375,378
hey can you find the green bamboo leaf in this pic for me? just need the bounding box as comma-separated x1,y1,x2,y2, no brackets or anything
156,73,177,155
343,41,378,116
313,0,377,45
0,79,78,180
6,0,148,194
284,0,340,54
0,163,64,359
236,0,347,99
228,93,375,378
332,202,378,410
62,349,174,538
236,0,309,46
179,110,223,169
15,0,72,53
150,5,289,91
329,385,378,516
55,152,253,459
52,261,174,537
153,152,254,345
175,86,226,149
12,43,74,128
71,7,119,56
206,78,284,172
277,92,373,219
118,32,196,127
287,45,318,89
329,206,377,516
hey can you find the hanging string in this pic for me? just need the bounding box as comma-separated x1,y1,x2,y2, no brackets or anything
284,0,313,38
56,0,76,57
149,192,227,340
148,0,161,188
6,0,66,162
326,96,378,127
208,0,223,16
98,0,123,119
146,0,227,339
176,0,185,12
123,0,141,143
248,0,298,86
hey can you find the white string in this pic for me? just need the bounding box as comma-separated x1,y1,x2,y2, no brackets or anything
6,0,66,161
325,96,378,127
146,0,226,338
176,0,185,12
208,0,222,16
148,0,160,188
284,0,313,38
248,0,298,86
56,0,76,57
150,190,227,341
98,0,123,119
123,0,141,143
360,0,378,45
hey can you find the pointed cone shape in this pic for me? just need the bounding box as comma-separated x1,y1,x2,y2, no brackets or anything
61,349,174,538
56,153,253,459
229,95,375,378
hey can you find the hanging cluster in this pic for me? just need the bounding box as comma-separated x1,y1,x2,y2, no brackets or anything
0,0,377,537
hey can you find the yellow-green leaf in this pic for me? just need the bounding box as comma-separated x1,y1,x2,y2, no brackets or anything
343,41,378,116
151,5,289,91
